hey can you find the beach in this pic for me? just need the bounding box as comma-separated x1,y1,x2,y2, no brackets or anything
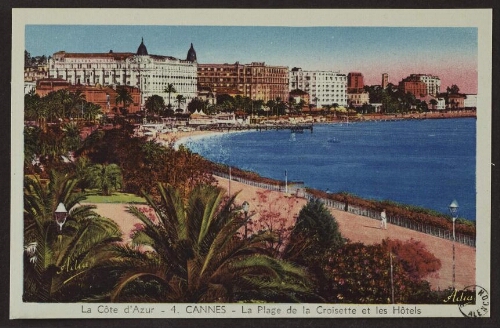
148,110,477,148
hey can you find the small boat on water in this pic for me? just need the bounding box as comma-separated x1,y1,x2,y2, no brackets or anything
328,137,340,143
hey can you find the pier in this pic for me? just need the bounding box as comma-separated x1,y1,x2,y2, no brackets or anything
254,124,314,133
199,123,314,133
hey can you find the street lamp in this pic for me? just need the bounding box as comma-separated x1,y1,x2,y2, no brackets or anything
242,201,250,238
54,202,68,231
449,199,459,289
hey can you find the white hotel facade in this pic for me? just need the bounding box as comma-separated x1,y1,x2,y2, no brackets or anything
48,39,198,110
289,67,347,107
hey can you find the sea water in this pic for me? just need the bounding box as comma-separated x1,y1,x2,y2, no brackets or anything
185,118,476,220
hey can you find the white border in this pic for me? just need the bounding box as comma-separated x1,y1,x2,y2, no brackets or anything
11,8,492,319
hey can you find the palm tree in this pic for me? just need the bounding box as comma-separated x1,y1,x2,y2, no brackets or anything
115,87,133,113
54,89,73,121
83,103,102,123
73,156,93,192
23,171,122,301
68,90,86,119
103,184,315,302
164,83,177,110
175,94,186,112
88,163,123,196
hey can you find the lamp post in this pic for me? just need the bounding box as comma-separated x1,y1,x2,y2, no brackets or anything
242,201,250,238
449,200,459,289
54,202,68,231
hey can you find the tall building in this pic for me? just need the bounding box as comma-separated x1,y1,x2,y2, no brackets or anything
381,73,388,89
48,39,198,110
197,62,289,102
399,74,441,97
347,72,364,93
289,67,347,107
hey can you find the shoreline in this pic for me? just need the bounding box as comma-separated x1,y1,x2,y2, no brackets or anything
151,111,475,148
146,114,475,222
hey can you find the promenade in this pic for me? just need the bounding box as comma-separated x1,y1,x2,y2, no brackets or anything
216,176,476,290
90,176,475,291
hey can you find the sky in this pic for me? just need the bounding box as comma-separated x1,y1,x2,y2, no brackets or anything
26,25,478,94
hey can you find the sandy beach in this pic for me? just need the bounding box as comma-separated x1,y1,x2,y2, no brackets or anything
147,111,476,147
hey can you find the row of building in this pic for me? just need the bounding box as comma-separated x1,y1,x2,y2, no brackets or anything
24,39,476,114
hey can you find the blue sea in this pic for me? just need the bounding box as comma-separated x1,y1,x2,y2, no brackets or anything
184,118,476,220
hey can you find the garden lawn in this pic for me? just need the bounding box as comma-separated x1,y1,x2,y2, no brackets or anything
81,192,146,204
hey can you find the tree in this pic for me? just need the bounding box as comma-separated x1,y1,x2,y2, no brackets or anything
102,184,315,302
186,98,207,114
61,123,81,152
144,95,165,116
429,98,438,111
266,99,277,116
175,94,186,111
115,87,133,113
88,163,123,196
163,83,177,110
382,238,441,281
25,50,32,67
83,102,102,123
23,171,122,301
282,199,344,298
276,98,287,116
321,242,436,304
68,90,86,119
332,103,339,118
283,198,344,266
72,156,93,192
446,84,460,95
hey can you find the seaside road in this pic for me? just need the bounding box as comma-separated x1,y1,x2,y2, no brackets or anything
214,176,476,291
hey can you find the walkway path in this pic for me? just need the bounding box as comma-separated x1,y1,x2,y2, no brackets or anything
89,177,476,290
216,177,475,290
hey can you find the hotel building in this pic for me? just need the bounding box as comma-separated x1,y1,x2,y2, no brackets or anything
347,72,364,93
47,39,198,110
399,74,441,97
347,91,370,107
289,67,347,107
197,62,289,103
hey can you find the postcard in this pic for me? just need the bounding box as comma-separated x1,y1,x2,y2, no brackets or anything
11,8,491,319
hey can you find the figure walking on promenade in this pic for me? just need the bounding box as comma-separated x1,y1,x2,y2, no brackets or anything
380,209,387,229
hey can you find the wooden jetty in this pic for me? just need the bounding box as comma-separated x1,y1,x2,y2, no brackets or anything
253,124,314,133
201,123,314,133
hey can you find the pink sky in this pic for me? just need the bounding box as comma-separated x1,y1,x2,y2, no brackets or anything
353,57,478,95
363,68,477,95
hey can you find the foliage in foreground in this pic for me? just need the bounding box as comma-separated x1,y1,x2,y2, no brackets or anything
23,171,122,302
93,183,318,303
321,242,439,304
